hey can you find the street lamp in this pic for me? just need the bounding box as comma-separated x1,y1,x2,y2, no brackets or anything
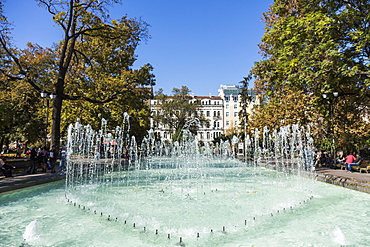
321,91,339,154
41,91,56,146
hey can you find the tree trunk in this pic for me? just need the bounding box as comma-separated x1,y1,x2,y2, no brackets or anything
51,96,62,154
51,78,65,153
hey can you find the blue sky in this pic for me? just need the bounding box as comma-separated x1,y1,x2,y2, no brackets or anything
3,0,272,96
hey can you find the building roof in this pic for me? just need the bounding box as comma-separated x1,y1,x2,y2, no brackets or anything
194,96,222,100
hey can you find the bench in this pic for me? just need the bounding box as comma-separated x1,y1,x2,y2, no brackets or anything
350,160,370,172
359,165,370,173
333,159,369,172
359,160,370,173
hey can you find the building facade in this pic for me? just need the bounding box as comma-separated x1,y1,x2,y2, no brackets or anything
150,85,257,143
218,85,257,134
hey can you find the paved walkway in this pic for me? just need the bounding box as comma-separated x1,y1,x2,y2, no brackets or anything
314,167,370,193
1,166,370,194
0,171,65,193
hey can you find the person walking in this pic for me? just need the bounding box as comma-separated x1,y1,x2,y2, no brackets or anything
58,145,67,173
49,146,57,173
40,146,48,172
27,146,38,174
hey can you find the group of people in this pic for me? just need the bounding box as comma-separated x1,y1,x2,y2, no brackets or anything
0,145,67,178
27,145,58,174
314,150,363,172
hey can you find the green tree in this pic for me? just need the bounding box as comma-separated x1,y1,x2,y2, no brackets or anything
238,76,254,136
61,86,152,143
251,0,369,152
0,0,154,150
0,74,45,150
152,86,208,142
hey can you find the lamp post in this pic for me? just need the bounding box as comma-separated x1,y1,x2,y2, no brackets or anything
41,91,56,147
321,91,339,154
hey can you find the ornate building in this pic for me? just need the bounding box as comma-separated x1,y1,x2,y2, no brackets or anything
150,85,257,142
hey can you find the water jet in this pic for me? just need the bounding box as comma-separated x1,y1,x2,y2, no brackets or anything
2,119,370,246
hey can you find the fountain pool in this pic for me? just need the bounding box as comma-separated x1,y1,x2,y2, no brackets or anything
1,120,370,246
1,159,370,246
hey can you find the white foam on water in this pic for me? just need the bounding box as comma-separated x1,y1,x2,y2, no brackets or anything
332,225,346,245
23,220,39,242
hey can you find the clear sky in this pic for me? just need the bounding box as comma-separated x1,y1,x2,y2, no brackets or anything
3,0,273,96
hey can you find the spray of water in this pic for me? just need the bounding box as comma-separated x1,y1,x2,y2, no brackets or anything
63,115,317,243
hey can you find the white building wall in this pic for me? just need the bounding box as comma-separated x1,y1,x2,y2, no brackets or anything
150,85,257,142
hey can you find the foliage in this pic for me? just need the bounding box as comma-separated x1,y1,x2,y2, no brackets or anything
0,0,155,149
251,0,370,153
238,76,252,132
61,87,152,143
0,73,45,149
152,86,208,142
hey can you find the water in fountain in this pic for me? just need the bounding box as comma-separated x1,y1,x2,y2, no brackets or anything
2,116,370,246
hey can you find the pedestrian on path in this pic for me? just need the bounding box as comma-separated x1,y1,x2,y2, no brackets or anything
49,146,57,173
27,146,38,174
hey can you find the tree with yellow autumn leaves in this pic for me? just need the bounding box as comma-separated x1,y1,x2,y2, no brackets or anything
0,1,154,149
246,0,369,153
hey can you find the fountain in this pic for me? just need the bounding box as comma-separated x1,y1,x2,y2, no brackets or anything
1,116,370,246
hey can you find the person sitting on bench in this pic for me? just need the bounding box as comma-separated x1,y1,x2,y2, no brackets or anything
347,153,363,172
0,157,15,177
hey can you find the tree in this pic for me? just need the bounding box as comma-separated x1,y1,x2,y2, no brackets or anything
0,73,45,150
238,76,254,136
61,86,152,143
0,0,154,151
251,0,370,152
152,86,208,142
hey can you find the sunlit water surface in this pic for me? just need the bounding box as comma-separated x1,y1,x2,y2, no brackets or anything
1,162,370,247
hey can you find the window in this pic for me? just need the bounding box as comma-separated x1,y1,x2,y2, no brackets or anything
234,104,238,109
226,120,230,126
234,112,238,117
226,104,229,109
226,112,229,117
214,111,217,117
233,96,238,102
207,132,210,139
206,111,210,117
225,96,230,101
